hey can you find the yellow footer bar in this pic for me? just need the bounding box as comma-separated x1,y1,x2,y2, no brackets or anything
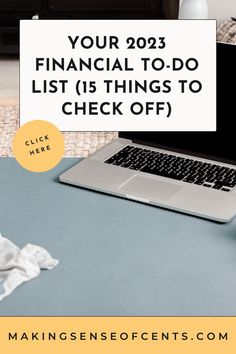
0,317,234,354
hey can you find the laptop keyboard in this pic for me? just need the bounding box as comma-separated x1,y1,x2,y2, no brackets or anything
105,145,236,192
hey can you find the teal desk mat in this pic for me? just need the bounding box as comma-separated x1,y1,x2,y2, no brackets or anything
0,157,236,315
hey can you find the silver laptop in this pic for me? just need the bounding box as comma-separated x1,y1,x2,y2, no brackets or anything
60,43,236,222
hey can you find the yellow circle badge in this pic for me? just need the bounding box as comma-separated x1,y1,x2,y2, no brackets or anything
13,120,64,172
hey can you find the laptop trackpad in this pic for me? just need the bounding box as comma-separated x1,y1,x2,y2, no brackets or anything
120,175,182,201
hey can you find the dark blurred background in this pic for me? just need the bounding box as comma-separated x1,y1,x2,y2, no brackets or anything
0,0,179,54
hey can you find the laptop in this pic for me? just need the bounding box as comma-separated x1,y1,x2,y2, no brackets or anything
59,42,236,222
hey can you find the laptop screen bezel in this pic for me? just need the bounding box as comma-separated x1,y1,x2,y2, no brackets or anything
119,42,236,166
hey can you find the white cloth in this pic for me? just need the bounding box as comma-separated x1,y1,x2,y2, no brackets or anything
0,234,59,301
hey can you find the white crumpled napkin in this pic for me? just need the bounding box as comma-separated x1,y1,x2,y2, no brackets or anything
0,234,59,301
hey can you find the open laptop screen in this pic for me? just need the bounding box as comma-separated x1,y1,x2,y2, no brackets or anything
120,42,236,165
